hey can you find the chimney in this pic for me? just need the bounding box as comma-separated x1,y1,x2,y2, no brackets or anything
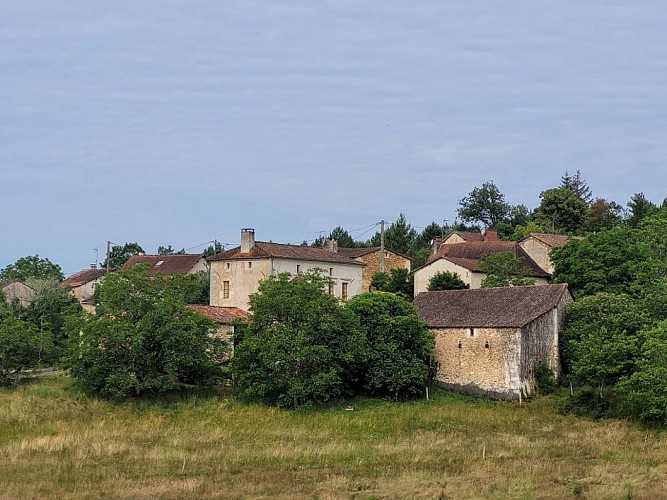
90,263,97,269
241,228,255,253
484,229,499,241
325,239,338,253
431,236,442,254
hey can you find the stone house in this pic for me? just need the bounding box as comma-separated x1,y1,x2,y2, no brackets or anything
122,253,208,276
337,246,411,292
414,284,572,400
519,233,580,275
440,228,499,246
208,229,364,311
186,304,248,354
413,241,550,295
0,280,37,307
62,268,106,305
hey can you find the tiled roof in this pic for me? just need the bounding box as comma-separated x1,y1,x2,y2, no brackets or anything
338,247,411,261
122,254,205,276
187,305,249,324
422,242,549,277
414,284,570,328
207,242,364,266
523,233,581,248
449,231,485,242
63,269,106,287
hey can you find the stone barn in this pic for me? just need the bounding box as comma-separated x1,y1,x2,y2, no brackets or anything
414,284,572,400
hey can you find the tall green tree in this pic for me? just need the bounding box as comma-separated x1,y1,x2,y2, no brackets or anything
534,188,588,234
479,252,536,288
626,192,657,227
0,316,51,386
427,271,469,291
329,226,355,248
346,293,435,400
560,169,593,205
0,255,64,282
68,266,226,398
232,271,368,408
457,181,512,227
586,198,624,232
368,214,417,255
551,227,651,298
103,242,144,270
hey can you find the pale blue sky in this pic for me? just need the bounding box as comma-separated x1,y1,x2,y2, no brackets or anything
2,1,666,274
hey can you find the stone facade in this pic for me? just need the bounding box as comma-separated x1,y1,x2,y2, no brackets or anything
339,249,410,292
414,284,572,400
1,281,36,307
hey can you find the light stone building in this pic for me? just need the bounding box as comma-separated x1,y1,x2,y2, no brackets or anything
414,284,572,400
337,247,411,292
62,268,106,304
518,233,580,275
0,280,37,307
208,229,365,311
413,240,550,296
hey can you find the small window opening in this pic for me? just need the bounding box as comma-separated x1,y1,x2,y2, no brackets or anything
469,328,475,337
248,261,252,268
226,263,230,269
297,264,301,273
485,341,490,349
458,341,462,349
329,267,333,275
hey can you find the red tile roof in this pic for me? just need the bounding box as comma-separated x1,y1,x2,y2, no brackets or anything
122,254,205,276
423,242,549,277
523,233,581,248
187,305,249,324
63,269,106,287
207,242,364,266
337,247,411,261
414,284,570,328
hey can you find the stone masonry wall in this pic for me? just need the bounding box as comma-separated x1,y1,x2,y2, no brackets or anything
358,251,411,293
431,327,522,400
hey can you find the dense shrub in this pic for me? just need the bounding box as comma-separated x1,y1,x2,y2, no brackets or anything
427,271,468,291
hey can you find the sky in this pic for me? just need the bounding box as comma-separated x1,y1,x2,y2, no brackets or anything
2,1,666,275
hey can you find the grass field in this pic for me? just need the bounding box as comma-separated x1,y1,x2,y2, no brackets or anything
1,374,665,499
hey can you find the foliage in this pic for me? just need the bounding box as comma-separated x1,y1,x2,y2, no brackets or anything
457,181,512,227
368,214,417,255
0,255,64,282
534,188,588,234
22,282,82,365
534,362,557,395
329,226,356,248
560,388,613,420
232,272,368,408
560,293,648,380
510,221,544,241
479,251,536,288
346,293,436,399
68,267,226,398
203,241,223,257
619,321,667,425
560,169,593,205
626,192,657,227
103,242,144,270
586,198,624,232
638,207,667,281
157,245,185,255
0,316,51,386
551,227,651,298
427,271,468,291
370,268,413,298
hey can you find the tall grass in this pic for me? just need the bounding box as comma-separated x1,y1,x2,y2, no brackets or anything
1,374,665,499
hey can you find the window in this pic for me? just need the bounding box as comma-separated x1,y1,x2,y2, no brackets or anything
342,282,348,301
223,281,230,299
155,260,164,267
296,264,301,274
226,263,230,269
248,261,252,268
329,267,333,276
328,282,334,295
469,328,475,337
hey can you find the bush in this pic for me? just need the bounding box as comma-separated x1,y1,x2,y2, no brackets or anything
0,316,51,386
67,267,227,398
346,292,436,400
427,271,468,291
534,362,556,395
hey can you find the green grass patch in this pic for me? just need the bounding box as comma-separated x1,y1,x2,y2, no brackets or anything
1,374,665,499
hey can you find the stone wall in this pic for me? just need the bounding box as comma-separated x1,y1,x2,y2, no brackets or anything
431,327,522,400
358,250,411,292
519,238,553,274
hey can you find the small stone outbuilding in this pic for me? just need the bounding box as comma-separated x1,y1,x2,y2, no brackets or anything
62,268,106,304
186,304,249,355
0,280,37,307
414,284,572,400
337,247,411,292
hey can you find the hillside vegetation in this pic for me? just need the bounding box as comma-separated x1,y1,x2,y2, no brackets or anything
1,374,666,499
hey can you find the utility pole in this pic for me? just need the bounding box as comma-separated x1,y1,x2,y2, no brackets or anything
106,240,111,275
379,220,386,273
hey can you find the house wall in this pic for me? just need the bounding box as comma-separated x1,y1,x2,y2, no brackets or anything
358,250,410,292
431,327,522,400
210,258,363,310
519,238,554,274
442,233,467,245
414,259,481,295
188,259,209,275
71,279,102,302
1,282,36,307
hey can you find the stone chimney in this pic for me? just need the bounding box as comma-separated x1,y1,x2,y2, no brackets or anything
325,239,338,253
240,228,255,253
431,236,442,254
483,229,499,242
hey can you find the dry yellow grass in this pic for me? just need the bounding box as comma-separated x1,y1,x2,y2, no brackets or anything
1,374,666,499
